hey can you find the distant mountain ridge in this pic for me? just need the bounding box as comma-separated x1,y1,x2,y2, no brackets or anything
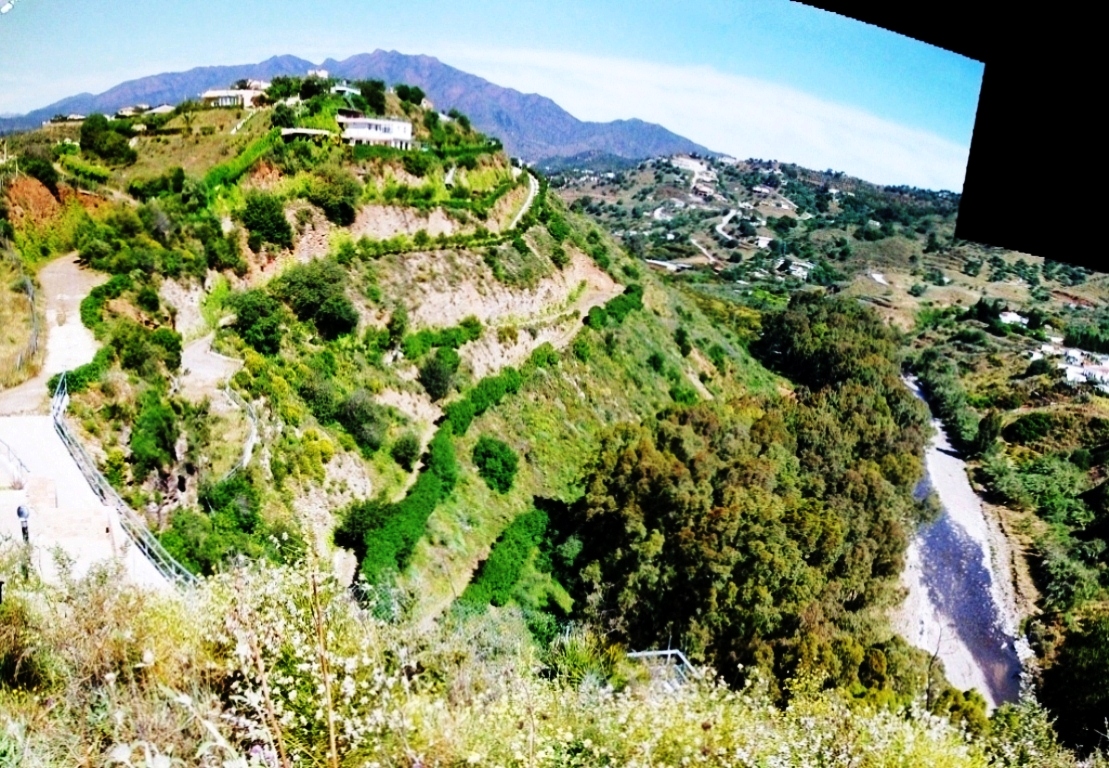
0,50,716,164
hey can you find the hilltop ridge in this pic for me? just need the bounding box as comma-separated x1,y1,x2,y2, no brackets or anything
0,50,715,164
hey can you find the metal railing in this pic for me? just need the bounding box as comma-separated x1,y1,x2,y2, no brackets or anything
220,383,258,482
0,252,41,385
0,434,29,489
627,649,699,688
51,373,198,588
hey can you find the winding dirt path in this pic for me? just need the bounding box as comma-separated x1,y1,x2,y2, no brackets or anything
0,254,104,416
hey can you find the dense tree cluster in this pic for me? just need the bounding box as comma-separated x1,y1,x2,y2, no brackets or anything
558,295,932,700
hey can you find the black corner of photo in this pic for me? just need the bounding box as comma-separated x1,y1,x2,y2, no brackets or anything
792,1,1099,273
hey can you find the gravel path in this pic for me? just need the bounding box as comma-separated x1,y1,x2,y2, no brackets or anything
0,254,104,415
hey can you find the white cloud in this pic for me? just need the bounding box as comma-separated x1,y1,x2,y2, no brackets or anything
438,47,972,192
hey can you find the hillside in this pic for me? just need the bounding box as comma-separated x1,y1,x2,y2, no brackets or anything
0,50,715,164
0,85,1106,766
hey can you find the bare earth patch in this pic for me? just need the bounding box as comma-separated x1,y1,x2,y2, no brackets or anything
351,205,458,239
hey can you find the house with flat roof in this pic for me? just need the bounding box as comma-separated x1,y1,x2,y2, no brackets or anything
201,88,265,108
337,115,412,148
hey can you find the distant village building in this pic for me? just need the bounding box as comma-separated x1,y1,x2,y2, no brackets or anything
998,311,1028,325
336,115,413,149
752,185,774,195
331,84,360,97
201,88,265,108
756,236,773,249
307,69,329,79
645,259,692,273
146,104,175,116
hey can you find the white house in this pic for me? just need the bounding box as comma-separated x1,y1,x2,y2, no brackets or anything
201,89,265,108
756,236,773,249
999,311,1028,325
307,69,329,79
645,259,691,273
331,85,360,97
336,115,413,149
146,104,175,116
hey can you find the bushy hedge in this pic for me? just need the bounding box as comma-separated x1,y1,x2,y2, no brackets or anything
584,284,644,329
202,128,281,190
442,367,522,435
473,435,518,493
61,154,112,183
337,424,459,584
1004,412,1055,445
402,315,483,359
160,473,303,576
271,259,357,339
130,389,178,479
241,191,293,251
47,347,113,395
460,508,549,607
80,273,132,334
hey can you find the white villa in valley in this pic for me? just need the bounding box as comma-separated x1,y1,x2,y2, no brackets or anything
337,115,413,149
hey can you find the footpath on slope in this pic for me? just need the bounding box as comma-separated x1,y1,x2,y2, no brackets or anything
0,255,171,589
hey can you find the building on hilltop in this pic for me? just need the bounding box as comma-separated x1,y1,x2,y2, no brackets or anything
337,115,413,149
201,88,265,108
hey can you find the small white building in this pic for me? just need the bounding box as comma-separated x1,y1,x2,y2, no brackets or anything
146,104,175,116
1040,343,1061,356
201,89,265,108
756,236,773,249
331,85,360,97
307,69,329,79
336,115,412,149
999,311,1028,325
645,259,691,273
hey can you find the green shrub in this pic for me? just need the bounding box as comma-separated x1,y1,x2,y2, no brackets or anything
271,259,356,339
203,128,280,190
1004,412,1055,445
306,165,362,225
241,191,292,250
130,389,178,479
460,508,549,607
232,290,285,355
419,356,454,401
572,336,591,362
669,383,698,405
443,367,522,435
338,389,390,452
391,433,421,471
20,154,59,195
473,435,518,493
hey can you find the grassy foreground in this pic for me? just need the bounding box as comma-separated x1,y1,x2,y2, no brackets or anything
0,545,1097,768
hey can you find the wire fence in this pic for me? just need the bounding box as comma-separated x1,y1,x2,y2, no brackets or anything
0,434,29,489
51,373,198,588
220,383,258,482
0,249,41,386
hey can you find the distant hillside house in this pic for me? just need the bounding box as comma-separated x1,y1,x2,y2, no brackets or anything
201,89,265,108
331,85,360,97
146,104,175,116
337,115,412,148
307,69,329,79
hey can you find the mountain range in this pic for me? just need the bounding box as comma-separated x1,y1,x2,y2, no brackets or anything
0,51,716,165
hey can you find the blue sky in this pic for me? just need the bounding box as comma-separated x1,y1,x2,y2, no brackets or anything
0,0,984,190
